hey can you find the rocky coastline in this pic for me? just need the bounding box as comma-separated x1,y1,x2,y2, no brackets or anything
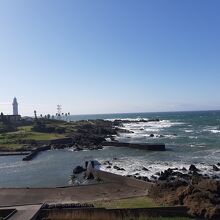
0,119,167,161
71,160,220,219
149,165,220,219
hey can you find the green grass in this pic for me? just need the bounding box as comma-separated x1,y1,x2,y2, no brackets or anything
23,132,65,140
0,125,65,150
92,197,193,220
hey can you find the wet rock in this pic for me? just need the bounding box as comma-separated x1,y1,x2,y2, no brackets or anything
150,134,154,137
189,164,200,172
213,165,220,171
158,169,173,181
96,145,103,150
103,160,112,166
113,165,125,171
212,175,220,179
74,146,83,151
142,167,149,171
175,172,190,180
73,166,86,174
151,175,157,180
86,172,94,180
172,168,178,171
181,167,187,171
54,144,67,149
141,176,150,182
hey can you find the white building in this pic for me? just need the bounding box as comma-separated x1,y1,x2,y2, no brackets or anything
12,97,18,115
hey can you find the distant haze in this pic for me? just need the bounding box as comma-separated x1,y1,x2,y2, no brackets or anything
0,0,220,116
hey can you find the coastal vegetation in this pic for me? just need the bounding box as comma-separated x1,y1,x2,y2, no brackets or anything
0,118,119,151
93,196,157,209
0,122,66,150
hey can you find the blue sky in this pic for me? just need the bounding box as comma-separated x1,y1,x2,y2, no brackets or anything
0,0,220,116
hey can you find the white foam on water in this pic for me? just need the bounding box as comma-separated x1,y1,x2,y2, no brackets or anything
190,144,205,148
203,126,220,134
99,157,220,180
210,130,220,134
115,119,184,140
106,117,149,122
163,134,177,139
189,136,198,139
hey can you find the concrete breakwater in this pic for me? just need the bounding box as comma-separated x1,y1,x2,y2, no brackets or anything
22,138,74,161
0,151,30,156
22,145,51,161
102,141,166,151
21,140,165,162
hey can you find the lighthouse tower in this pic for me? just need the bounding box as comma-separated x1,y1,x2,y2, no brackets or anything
12,97,18,115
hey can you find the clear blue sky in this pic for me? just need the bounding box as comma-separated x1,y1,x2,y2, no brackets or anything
0,0,220,116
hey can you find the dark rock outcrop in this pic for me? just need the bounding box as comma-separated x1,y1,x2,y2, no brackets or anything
102,142,166,151
213,165,220,171
73,166,86,174
189,164,200,172
149,173,220,219
113,165,125,171
142,167,149,171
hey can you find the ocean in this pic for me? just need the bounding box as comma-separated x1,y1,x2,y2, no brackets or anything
0,110,220,187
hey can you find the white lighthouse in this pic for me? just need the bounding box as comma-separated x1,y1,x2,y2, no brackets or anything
12,97,18,115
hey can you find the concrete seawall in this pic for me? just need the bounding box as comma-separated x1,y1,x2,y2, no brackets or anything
22,138,73,161
40,206,190,220
22,146,51,161
102,141,166,151
0,152,30,156
95,170,152,190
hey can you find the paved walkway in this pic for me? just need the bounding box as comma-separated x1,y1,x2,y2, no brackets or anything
0,204,42,220
0,171,151,207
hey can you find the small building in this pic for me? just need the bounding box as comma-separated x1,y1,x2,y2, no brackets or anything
1,114,21,122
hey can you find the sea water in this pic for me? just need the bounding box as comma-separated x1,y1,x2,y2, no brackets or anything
0,111,219,187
